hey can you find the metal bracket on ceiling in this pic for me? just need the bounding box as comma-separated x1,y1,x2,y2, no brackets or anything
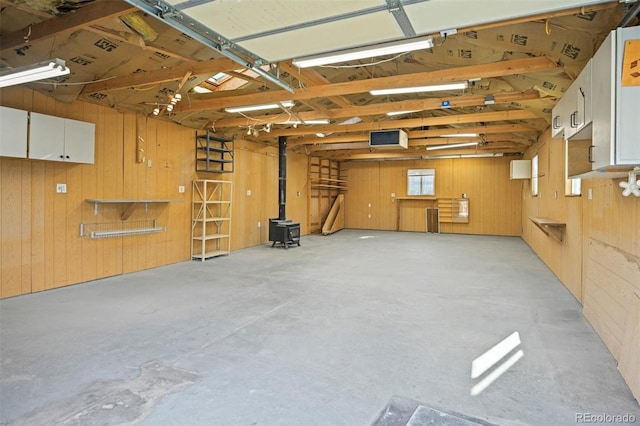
386,0,416,37
123,0,294,93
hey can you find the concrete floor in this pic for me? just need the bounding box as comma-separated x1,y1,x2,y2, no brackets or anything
1,230,639,425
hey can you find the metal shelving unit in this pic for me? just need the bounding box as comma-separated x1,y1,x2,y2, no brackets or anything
191,180,232,260
196,130,234,173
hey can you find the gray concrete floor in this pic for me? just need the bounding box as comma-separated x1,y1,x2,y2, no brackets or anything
1,230,639,426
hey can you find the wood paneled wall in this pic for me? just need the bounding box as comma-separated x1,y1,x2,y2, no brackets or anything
521,129,640,403
344,157,522,236
0,88,309,298
521,130,640,302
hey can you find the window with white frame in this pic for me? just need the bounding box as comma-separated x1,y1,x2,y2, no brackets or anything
531,154,539,196
408,169,435,196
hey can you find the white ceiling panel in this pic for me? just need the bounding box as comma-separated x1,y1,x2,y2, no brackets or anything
238,10,404,62
179,0,384,40
406,0,614,35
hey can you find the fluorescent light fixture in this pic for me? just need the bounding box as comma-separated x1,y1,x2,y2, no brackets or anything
370,81,468,96
0,58,70,88
440,133,478,138
484,95,495,105
292,36,434,68
426,142,478,151
387,110,420,116
316,133,326,138
280,119,330,125
225,100,295,113
423,153,503,159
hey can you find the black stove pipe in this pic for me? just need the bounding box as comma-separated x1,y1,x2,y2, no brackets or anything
278,136,287,220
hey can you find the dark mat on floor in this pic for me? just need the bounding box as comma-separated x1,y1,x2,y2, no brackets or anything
371,395,501,426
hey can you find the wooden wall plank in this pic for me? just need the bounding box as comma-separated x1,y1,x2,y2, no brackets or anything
20,161,32,295
1,87,307,298
344,157,520,235
0,160,22,297
619,292,640,403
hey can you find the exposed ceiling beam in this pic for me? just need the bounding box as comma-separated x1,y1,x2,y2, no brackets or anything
267,110,542,137
288,124,539,146
212,89,544,128
279,62,353,108
180,56,560,112
0,0,136,53
80,57,238,94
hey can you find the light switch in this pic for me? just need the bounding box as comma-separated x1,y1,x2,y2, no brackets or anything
178,185,185,193
247,189,252,196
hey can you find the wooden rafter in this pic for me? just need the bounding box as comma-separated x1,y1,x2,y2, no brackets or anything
212,89,545,128
179,56,560,112
0,0,136,53
80,58,238,94
279,62,353,108
267,110,542,138
289,124,539,146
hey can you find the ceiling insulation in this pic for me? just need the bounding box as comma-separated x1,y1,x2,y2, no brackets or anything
0,0,635,159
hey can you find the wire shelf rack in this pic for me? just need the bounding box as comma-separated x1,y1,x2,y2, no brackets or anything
80,220,166,239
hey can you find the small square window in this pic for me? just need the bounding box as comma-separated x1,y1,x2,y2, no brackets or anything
408,169,435,196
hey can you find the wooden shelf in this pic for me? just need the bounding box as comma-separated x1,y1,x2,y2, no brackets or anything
193,250,229,259
529,216,566,242
85,199,182,220
192,233,229,241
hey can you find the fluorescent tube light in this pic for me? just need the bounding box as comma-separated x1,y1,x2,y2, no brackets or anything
280,119,330,125
423,153,503,159
292,36,434,68
370,81,468,96
225,100,294,113
386,110,420,116
0,58,70,88
440,133,478,138
426,142,478,151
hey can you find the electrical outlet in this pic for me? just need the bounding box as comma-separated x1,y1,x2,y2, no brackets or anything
247,189,252,196
588,188,593,200
56,183,67,193
147,159,152,168
178,185,185,193
257,221,261,228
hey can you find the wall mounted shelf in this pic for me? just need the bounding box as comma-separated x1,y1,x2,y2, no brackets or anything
85,199,182,220
529,216,566,242
196,130,234,173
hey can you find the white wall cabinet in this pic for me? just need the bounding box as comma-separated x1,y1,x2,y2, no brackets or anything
552,60,592,140
568,26,640,177
29,112,95,164
510,160,531,179
551,94,569,139
566,60,592,140
0,106,28,158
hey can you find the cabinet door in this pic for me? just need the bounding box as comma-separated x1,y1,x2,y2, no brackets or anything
64,118,95,164
29,112,66,161
551,95,568,138
0,106,28,158
616,26,640,164
590,30,615,170
570,59,592,138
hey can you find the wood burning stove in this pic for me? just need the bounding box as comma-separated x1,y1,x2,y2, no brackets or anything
269,136,301,249
269,219,300,249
